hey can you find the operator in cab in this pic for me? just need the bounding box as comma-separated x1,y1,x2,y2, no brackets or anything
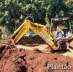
53,18,72,51
55,20,73,51
55,21,67,50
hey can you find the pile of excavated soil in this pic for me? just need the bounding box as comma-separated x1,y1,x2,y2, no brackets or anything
0,40,73,72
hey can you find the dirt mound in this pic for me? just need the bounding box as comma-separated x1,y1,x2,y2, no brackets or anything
0,40,73,72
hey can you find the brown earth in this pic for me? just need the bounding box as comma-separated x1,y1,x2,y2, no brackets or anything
0,39,73,72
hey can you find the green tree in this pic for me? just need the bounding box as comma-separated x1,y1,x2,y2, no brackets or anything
0,0,73,33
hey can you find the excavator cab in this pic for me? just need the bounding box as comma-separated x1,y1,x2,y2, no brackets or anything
50,17,70,50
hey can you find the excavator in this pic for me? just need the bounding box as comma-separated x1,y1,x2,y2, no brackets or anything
11,17,73,51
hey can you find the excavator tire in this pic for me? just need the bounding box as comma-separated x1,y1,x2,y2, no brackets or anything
58,40,67,51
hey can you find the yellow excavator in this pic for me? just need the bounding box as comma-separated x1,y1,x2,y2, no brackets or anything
11,17,73,51
12,19,57,50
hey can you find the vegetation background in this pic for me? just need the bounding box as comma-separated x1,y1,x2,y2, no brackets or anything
0,0,73,34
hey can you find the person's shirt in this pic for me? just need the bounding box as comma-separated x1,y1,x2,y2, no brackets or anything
55,27,64,40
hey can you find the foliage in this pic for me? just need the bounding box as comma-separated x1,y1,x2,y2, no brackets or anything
0,0,73,33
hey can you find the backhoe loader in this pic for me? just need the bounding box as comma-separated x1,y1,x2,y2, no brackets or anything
11,18,73,51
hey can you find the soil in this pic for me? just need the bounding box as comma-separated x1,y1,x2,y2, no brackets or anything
0,39,73,72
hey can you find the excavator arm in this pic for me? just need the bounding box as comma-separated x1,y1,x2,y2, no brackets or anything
30,23,57,50
12,19,57,50
12,20,32,43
